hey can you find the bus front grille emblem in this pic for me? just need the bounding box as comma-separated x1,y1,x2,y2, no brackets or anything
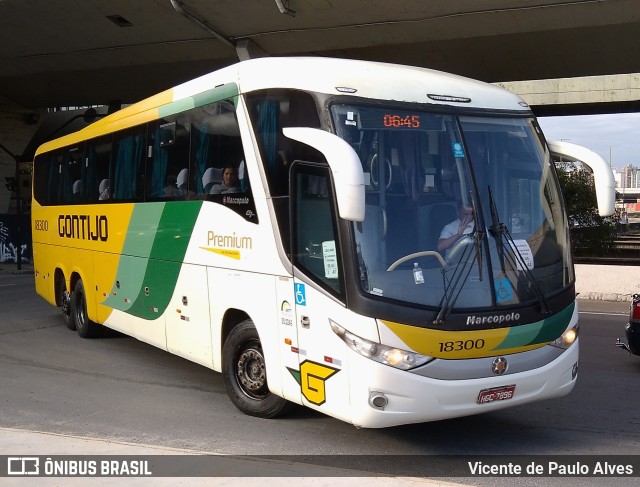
492,357,508,375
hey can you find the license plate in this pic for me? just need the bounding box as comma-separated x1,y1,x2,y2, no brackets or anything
477,385,516,404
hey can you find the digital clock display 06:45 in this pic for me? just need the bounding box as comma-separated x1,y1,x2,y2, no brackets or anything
383,114,421,128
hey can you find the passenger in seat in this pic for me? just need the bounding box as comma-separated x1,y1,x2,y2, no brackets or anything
210,165,240,194
98,179,110,201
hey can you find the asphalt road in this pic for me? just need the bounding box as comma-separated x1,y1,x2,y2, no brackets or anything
1,269,638,486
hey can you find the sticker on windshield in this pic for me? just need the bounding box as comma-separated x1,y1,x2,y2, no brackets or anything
322,240,338,279
494,278,513,303
452,142,465,158
345,111,357,126
508,240,534,270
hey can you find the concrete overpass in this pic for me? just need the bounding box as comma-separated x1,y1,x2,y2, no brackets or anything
496,73,640,116
0,0,638,286
2,0,640,211
2,0,640,109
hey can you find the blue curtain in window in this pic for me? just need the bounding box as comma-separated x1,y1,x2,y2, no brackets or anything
257,100,279,174
80,149,92,202
60,158,73,204
85,146,97,198
150,130,168,198
193,123,210,194
114,134,144,200
47,157,59,204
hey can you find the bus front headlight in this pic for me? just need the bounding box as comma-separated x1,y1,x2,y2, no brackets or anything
551,324,579,349
330,320,432,370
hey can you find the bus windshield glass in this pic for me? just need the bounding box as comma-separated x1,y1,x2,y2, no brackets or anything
331,103,572,310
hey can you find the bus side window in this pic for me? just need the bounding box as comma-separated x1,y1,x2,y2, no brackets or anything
246,90,323,245
190,100,248,198
112,128,146,202
190,99,257,222
32,153,50,205
68,145,86,204
43,145,84,205
51,152,64,205
43,152,63,205
147,119,190,200
86,136,113,202
246,90,322,198
292,163,342,296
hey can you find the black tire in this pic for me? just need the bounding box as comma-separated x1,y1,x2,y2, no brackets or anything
222,320,290,418
60,282,75,331
71,279,100,339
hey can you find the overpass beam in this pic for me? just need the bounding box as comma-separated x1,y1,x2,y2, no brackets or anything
169,0,236,51
495,74,640,115
236,39,269,61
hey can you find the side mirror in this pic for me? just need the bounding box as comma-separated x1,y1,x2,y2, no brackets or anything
547,140,616,217
283,127,365,222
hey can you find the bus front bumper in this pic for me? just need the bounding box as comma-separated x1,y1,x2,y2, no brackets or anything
345,339,579,428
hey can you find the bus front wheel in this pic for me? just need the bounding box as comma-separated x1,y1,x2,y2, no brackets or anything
222,320,290,418
71,279,100,339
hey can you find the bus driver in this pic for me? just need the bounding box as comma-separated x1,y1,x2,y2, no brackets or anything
437,202,474,257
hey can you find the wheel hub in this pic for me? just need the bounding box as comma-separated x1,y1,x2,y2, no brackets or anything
237,348,266,392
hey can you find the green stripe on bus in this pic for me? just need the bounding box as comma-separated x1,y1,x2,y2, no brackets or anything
192,84,239,107
493,320,544,351
158,83,240,118
122,203,165,256
125,201,203,320
147,201,203,261
102,204,165,311
495,302,575,350
103,255,150,312
531,302,575,343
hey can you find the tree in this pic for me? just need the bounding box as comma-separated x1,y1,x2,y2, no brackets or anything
555,161,619,257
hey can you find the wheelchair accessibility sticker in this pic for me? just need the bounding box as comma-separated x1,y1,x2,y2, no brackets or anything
295,283,306,306
494,278,513,303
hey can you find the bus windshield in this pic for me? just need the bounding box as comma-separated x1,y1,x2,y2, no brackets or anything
331,103,572,310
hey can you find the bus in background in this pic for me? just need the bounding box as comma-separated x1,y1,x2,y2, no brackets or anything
31,57,615,428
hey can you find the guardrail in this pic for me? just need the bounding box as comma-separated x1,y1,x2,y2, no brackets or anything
573,231,640,266
613,235,640,250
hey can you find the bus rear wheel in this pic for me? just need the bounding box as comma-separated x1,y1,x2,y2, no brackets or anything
222,320,290,418
71,279,100,339
56,272,75,330
61,286,75,331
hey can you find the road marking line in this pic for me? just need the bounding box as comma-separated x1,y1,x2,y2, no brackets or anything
579,311,627,317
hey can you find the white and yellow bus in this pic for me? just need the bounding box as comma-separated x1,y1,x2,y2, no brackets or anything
32,57,615,428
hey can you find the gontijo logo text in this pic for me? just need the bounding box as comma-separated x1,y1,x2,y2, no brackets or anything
58,214,108,241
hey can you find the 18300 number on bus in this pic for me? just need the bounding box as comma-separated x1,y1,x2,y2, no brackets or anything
439,338,486,353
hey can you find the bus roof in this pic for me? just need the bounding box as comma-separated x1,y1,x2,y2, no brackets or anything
36,57,529,156
233,57,526,110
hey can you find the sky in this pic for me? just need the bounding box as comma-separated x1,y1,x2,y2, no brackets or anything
537,113,640,171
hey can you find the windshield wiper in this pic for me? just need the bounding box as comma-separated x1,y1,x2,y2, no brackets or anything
469,192,484,282
487,186,550,315
433,237,477,325
433,192,484,326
